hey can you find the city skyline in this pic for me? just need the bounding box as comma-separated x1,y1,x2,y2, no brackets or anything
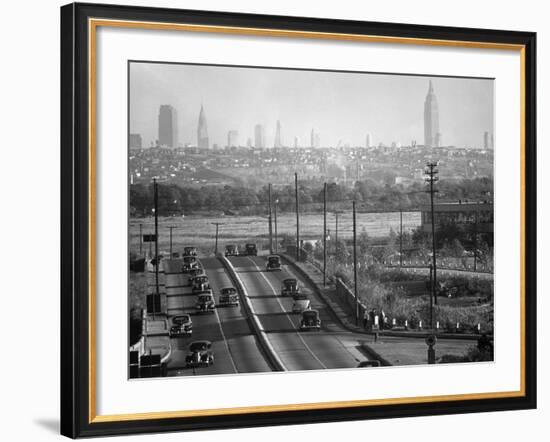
130,62,494,149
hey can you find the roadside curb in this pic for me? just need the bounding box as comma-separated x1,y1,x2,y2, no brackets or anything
218,256,286,372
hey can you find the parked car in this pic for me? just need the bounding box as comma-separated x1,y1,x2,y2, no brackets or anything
182,255,199,272
171,252,180,259
245,243,258,256
225,244,238,257
266,255,282,271
183,246,198,256
195,292,216,313
169,314,193,337
292,295,311,313
192,275,211,293
218,287,239,307
281,278,299,296
357,360,381,368
300,309,321,331
185,340,214,368
187,268,203,285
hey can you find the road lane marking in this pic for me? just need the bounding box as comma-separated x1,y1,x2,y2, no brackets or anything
213,307,238,374
203,262,239,374
243,257,327,370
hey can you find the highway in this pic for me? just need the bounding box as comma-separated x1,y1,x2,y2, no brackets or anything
228,256,368,371
161,257,272,376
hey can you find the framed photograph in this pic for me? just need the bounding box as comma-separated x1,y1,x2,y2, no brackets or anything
60,2,536,438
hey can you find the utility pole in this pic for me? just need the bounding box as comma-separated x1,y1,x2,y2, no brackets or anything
139,223,143,256
268,183,273,254
153,178,159,317
473,210,478,272
274,199,278,253
168,225,176,257
323,182,327,286
334,211,340,256
399,209,403,267
425,162,439,306
429,264,434,328
353,201,359,326
211,222,223,255
295,172,300,261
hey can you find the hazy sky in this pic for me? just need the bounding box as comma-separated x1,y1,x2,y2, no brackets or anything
129,61,494,149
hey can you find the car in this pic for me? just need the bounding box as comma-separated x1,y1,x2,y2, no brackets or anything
181,255,199,272
187,268,203,285
171,252,180,259
266,255,282,271
281,278,299,297
169,314,193,337
185,340,214,368
195,292,216,313
357,360,381,368
218,287,239,307
183,246,198,256
192,275,211,293
225,244,238,257
292,295,311,313
245,243,257,256
300,309,321,331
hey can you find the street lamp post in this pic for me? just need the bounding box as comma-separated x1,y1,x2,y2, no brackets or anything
274,199,279,253
353,201,359,326
323,182,327,286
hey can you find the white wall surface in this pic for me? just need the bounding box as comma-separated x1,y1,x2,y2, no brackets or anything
0,0,546,440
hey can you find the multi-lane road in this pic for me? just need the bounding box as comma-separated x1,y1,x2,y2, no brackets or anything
158,254,371,376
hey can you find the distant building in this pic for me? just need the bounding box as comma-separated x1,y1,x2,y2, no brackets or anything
274,120,282,148
227,130,239,147
158,105,178,148
310,128,320,148
294,136,299,148
483,131,494,150
420,201,494,244
246,137,252,148
366,133,371,148
254,124,265,148
197,105,209,149
129,133,142,149
424,80,440,148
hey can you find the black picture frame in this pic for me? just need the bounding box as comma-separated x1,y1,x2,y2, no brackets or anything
61,2,537,438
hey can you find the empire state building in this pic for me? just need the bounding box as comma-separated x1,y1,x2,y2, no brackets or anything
197,105,209,149
424,80,441,148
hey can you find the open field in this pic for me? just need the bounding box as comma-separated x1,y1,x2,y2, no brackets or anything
129,211,421,256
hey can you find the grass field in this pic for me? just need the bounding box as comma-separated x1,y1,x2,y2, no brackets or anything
129,211,420,256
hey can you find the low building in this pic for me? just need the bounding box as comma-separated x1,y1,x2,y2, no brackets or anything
420,201,494,234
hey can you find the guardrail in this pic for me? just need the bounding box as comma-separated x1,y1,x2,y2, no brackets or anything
218,256,286,372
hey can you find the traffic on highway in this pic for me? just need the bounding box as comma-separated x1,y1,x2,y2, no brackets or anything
131,244,373,378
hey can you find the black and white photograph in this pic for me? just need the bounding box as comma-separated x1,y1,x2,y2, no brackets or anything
128,61,495,378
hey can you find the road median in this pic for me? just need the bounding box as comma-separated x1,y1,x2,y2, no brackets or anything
218,256,286,372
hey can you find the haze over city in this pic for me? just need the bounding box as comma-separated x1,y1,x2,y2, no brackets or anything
129,62,494,150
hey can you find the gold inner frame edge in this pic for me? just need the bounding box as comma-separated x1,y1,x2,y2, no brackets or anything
87,17,527,424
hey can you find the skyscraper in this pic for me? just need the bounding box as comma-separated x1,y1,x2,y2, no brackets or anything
254,124,265,148
158,105,178,148
227,130,239,147
365,133,371,148
129,133,142,149
274,120,282,148
310,128,320,148
197,105,209,149
483,131,489,150
423,80,440,148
